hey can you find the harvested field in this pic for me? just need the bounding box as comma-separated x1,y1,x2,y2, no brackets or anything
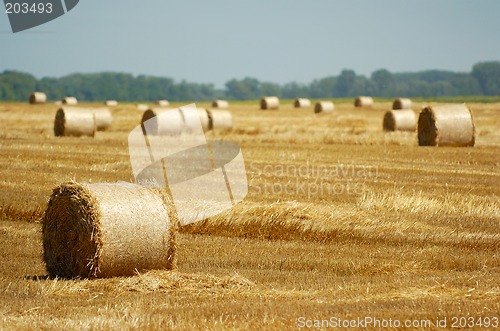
0,100,499,330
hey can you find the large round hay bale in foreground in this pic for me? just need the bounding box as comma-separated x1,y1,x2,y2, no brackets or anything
354,96,373,107
314,101,335,113
260,96,279,110
92,108,113,131
54,107,95,137
43,182,177,278
29,92,47,104
294,98,311,108
208,109,233,130
156,100,170,107
141,108,183,136
211,100,229,109
392,98,412,110
418,104,475,147
383,109,416,131
105,100,118,107
62,97,78,105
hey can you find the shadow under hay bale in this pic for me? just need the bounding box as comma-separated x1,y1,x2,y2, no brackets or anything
260,96,279,110
29,92,47,104
93,108,113,131
314,101,334,114
208,109,233,130
294,98,311,108
383,109,416,132
418,104,475,147
62,97,78,105
392,98,412,110
54,107,95,137
354,96,373,107
42,182,177,278
211,100,229,109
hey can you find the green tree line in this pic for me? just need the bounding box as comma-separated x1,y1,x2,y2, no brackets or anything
0,61,499,102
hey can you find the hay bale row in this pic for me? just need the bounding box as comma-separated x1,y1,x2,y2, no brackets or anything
314,101,335,114
383,109,416,131
354,96,373,107
156,100,170,107
418,104,475,147
392,98,412,110
294,98,311,108
260,96,279,110
62,97,78,105
43,182,176,278
105,100,118,107
212,100,229,109
29,92,47,104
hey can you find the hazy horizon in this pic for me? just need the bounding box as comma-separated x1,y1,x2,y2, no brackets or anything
2,0,500,88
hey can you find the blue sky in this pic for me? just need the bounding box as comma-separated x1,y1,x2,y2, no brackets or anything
1,0,499,87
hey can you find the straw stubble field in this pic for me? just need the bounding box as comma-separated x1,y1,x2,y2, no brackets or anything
0,101,499,330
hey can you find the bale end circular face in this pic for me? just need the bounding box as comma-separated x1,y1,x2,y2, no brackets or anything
418,108,439,146
383,111,396,131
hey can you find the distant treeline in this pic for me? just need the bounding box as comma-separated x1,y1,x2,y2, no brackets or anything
0,61,499,102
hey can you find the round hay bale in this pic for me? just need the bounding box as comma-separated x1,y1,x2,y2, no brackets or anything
392,98,412,110
29,92,47,104
354,96,373,107
208,110,233,130
141,108,183,136
314,101,335,113
418,104,475,147
383,109,416,131
294,98,311,108
105,100,118,107
260,96,279,110
211,100,229,109
42,182,177,278
197,108,210,132
178,107,209,133
156,100,170,107
137,104,149,111
92,108,113,131
54,107,95,137
62,97,78,105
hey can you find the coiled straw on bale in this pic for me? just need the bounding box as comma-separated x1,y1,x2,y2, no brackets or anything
211,100,229,109
156,100,170,107
392,98,412,110
294,98,311,108
141,108,183,136
105,100,118,106
383,109,416,131
29,92,47,104
354,96,373,107
92,108,113,131
43,182,177,278
54,107,95,137
314,101,335,113
62,97,78,105
260,96,279,110
208,109,233,130
418,104,475,147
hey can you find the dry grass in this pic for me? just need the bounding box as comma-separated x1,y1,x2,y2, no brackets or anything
0,100,499,330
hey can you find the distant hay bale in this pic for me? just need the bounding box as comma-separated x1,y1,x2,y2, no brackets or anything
197,108,210,132
208,109,233,130
383,109,416,131
29,92,47,104
211,100,229,109
54,107,95,137
42,182,177,278
260,96,279,110
354,96,373,107
105,100,118,107
178,107,210,133
156,100,170,107
392,98,412,110
92,108,113,131
418,104,475,147
314,101,335,113
54,101,62,106
62,97,78,105
137,104,149,111
294,98,311,108
141,108,183,136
